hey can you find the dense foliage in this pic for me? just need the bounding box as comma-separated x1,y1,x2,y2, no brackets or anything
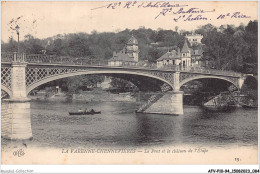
2,21,257,92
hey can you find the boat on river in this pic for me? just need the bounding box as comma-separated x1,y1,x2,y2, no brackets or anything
69,110,101,115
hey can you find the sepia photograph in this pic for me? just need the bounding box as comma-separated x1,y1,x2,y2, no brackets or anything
0,0,258,171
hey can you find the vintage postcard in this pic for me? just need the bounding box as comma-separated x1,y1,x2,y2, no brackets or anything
1,0,258,169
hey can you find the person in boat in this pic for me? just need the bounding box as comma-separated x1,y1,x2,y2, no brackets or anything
78,108,83,113
85,108,88,112
90,109,95,113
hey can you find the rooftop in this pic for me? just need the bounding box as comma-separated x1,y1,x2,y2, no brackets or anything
181,39,190,53
127,35,138,45
109,50,136,62
157,50,180,61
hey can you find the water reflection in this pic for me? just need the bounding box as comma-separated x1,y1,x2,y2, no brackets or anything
1,100,258,149
134,113,184,146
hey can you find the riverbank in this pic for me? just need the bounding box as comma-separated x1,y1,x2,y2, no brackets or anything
28,89,257,108
29,90,137,102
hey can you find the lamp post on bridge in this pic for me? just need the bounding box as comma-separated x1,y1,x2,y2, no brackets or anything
14,25,23,62
15,25,20,54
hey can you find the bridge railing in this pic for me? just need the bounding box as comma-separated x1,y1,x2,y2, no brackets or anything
1,52,27,63
1,52,15,62
158,65,242,77
1,52,242,77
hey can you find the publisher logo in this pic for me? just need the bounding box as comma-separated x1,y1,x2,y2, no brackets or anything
13,149,25,157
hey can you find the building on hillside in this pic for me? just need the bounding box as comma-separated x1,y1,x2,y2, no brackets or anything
180,39,192,67
126,34,139,62
185,33,203,46
189,44,204,65
156,49,181,68
156,39,192,68
185,33,204,65
108,35,139,66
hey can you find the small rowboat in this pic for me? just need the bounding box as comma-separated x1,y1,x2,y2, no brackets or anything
69,111,101,115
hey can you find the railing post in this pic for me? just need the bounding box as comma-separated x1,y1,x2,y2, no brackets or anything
173,72,180,91
22,53,26,62
13,52,17,62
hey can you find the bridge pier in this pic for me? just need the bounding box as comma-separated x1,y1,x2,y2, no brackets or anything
137,72,184,115
142,91,184,115
1,61,32,140
1,100,32,140
11,62,28,100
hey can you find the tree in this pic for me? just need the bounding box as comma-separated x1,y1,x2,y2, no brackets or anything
244,21,258,64
2,37,18,52
67,35,91,57
1,22,258,77
109,77,136,90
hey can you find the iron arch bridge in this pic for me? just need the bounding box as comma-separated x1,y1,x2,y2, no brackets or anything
1,53,245,99
1,53,249,140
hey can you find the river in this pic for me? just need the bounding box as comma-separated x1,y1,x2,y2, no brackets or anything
2,98,257,149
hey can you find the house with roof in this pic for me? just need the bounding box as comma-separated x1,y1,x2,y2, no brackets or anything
157,39,192,68
190,44,204,65
108,35,139,66
186,33,203,46
157,33,204,68
185,33,204,65
156,49,181,68
180,39,192,67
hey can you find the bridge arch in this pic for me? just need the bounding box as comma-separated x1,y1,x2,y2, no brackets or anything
1,85,12,98
179,75,239,90
26,70,174,95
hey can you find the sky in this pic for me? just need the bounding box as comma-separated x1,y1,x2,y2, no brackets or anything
1,1,258,42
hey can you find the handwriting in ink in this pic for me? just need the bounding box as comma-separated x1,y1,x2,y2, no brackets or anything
173,14,208,22
91,1,188,11
173,8,215,14
155,7,214,20
138,2,187,8
91,1,251,23
217,12,251,19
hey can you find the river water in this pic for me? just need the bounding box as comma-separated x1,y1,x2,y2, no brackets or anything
1,99,258,149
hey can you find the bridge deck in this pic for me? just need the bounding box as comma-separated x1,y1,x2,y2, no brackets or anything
1,52,243,78
1,61,242,78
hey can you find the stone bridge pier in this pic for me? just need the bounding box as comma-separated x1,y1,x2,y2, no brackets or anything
2,61,32,140
137,72,184,115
